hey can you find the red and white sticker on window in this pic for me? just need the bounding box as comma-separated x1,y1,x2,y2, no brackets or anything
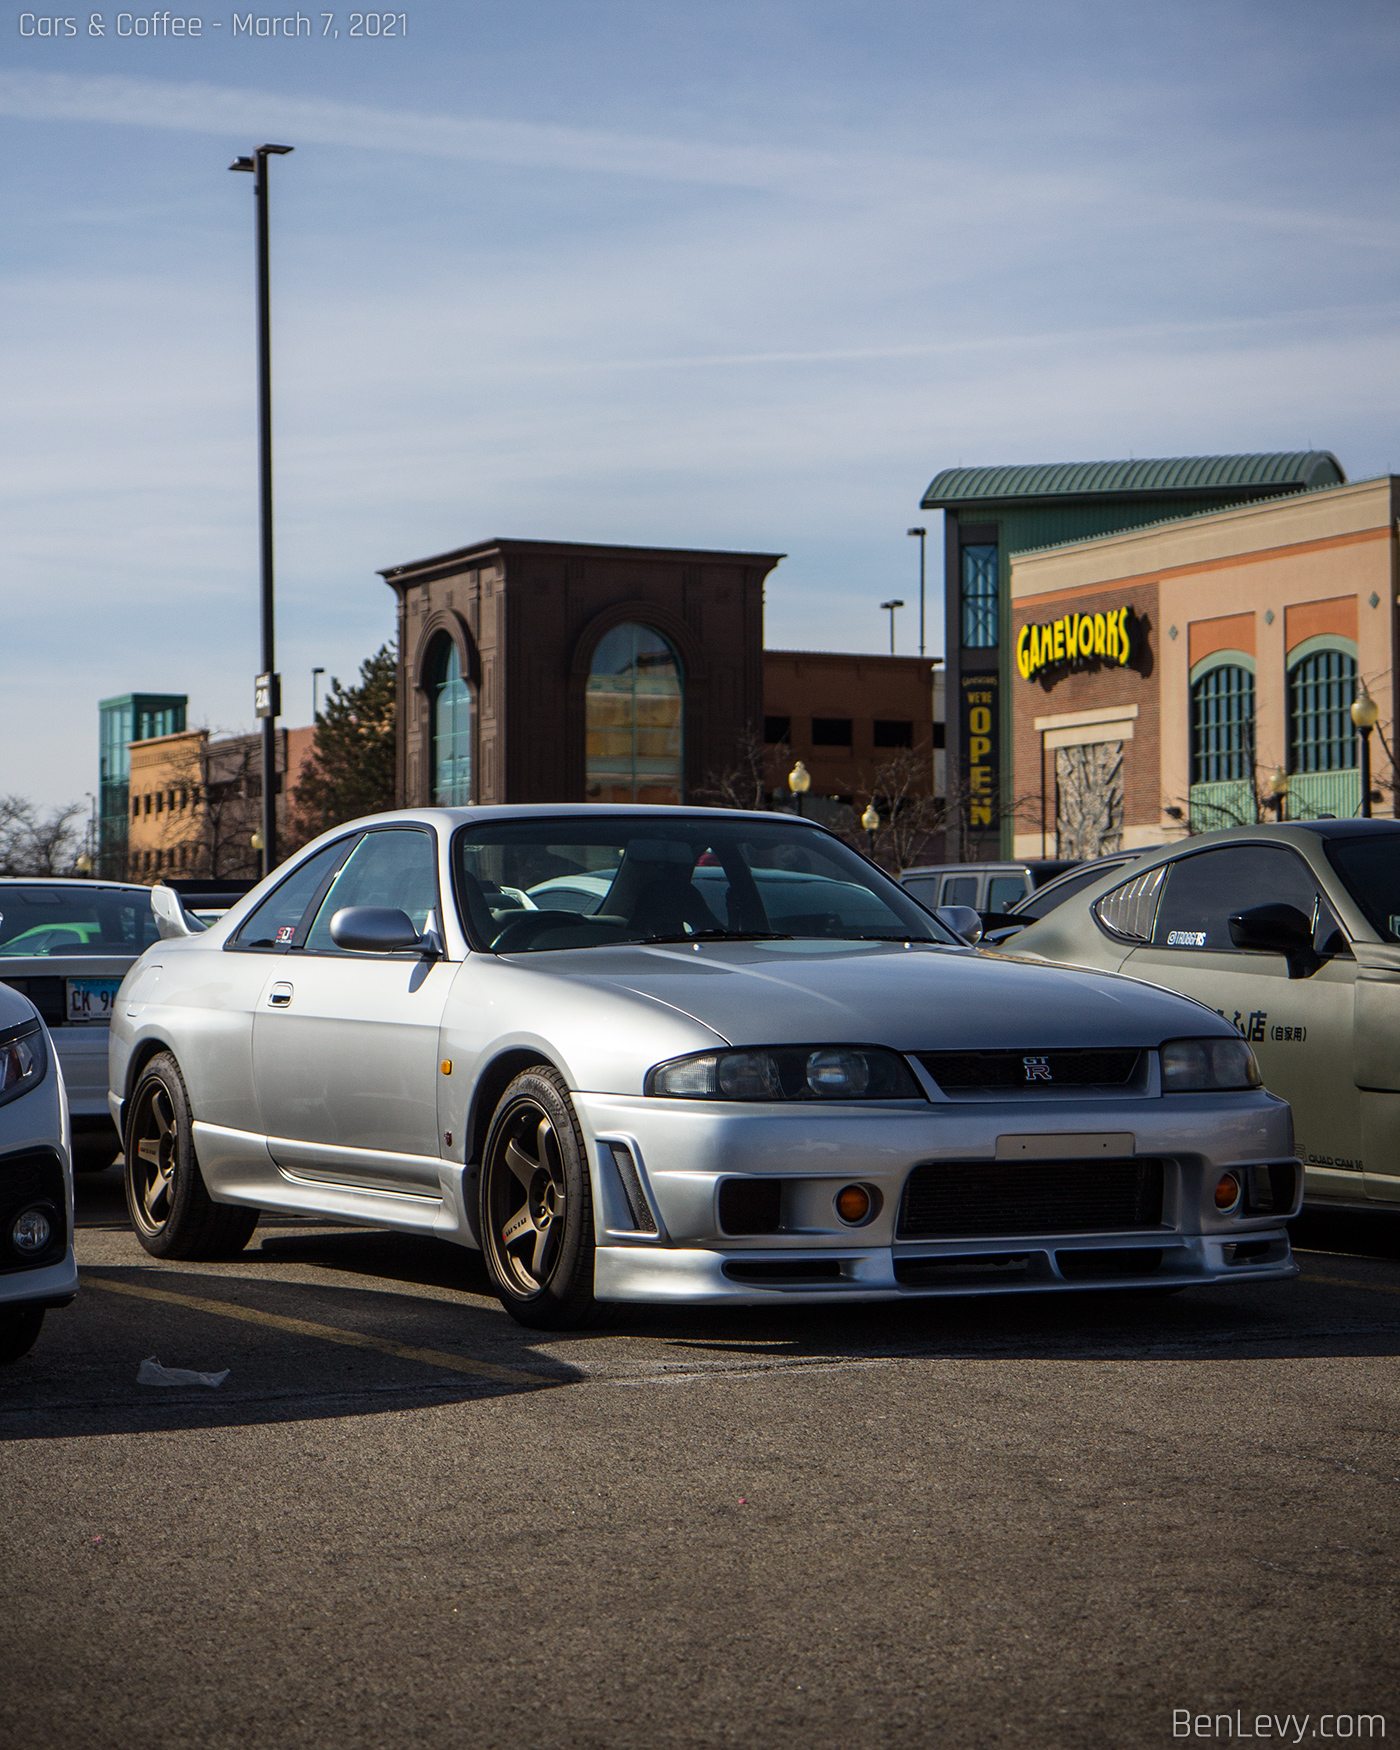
276,926,296,943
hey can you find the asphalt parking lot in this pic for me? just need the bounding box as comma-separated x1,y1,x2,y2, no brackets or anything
1,1170,1397,1750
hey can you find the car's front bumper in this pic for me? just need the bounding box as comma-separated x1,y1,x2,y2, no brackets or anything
574,1089,1301,1304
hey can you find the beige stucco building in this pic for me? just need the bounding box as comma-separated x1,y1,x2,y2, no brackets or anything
1008,476,1400,860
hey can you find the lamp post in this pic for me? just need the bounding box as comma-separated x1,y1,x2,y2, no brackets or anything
1352,682,1381,818
906,528,927,658
230,142,294,880
879,599,904,656
861,802,880,858
788,760,812,818
312,666,325,719
1267,766,1289,823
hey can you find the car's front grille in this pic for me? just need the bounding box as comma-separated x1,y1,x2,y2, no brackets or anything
898,1158,1165,1239
1,977,65,1026
917,1048,1142,1091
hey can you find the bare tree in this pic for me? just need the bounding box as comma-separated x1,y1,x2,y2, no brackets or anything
0,797,86,876
695,723,787,811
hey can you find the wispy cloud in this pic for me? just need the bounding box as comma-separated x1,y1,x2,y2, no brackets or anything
0,70,864,191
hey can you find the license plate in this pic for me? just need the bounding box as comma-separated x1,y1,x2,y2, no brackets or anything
66,977,122,1024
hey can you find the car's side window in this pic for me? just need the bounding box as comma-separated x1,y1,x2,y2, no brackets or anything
1152,846,1321,952
941,875,979,906
230,838,360,951
302,829,440,954
987,875,1027,912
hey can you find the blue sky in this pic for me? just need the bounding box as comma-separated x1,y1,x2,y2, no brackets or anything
3,0,1398,810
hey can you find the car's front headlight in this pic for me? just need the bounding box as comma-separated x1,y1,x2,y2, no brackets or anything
0,1021,46,1108
1160,1037,1261,1092
646,1045,923,1101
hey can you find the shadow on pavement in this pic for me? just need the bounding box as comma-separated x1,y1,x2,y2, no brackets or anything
0,1256,581,1441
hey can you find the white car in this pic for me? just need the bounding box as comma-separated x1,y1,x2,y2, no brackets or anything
0,877,163,1171
0,983,76,1363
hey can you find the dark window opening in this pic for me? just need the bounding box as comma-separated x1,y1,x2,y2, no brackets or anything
932,722,946,749
811,717,853,747
873,719,914,748
763,715,791,744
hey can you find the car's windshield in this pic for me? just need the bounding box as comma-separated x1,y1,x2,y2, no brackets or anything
453,817,956,952
1324,835,1400,941
0,886,161,957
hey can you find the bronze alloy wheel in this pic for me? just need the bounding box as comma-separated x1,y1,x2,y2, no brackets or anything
127,1076,179,1241
123,1053,258,1261
479,1067,596,1328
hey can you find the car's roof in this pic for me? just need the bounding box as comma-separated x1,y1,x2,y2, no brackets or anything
901,862,1029,877
0,877,151,892
1117,820,1400,866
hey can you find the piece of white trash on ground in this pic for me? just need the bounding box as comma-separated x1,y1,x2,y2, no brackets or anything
137,1356,230,1388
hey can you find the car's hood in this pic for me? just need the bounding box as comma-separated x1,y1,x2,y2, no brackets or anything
559,939,1227,1050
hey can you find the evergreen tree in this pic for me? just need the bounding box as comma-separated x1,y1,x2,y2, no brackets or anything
291,643,397,842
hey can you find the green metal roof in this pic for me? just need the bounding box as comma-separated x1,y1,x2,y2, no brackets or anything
921,450,1344,510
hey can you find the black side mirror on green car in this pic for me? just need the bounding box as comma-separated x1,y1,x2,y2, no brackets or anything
1228,904,1318,978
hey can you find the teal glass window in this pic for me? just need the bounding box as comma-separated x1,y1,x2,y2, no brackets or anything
961,545,998,648
1191,665,1255,784
1289,649,1357,773
430,639,473,805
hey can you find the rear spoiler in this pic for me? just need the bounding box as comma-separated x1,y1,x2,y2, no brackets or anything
150,879,257,940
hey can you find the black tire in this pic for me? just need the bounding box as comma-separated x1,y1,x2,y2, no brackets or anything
478,1066,597,1329
124,1053,259,1260
0,1307,44,1365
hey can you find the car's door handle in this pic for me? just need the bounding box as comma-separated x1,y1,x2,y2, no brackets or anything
268,982,293,1007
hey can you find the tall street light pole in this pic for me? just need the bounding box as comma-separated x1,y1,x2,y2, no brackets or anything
906,527,927,657
879,599,904,657
230,143,293,880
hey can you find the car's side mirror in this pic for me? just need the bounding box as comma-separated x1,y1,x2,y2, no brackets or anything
935,904,984,945
329,906,434,955
1228,903,1318,977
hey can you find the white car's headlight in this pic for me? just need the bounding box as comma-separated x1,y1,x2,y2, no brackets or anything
0,1022,45,1108
647,1045,923,1101
1160,1037,1261,1092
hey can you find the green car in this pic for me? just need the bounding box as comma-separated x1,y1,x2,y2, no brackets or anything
994,820,1400,1209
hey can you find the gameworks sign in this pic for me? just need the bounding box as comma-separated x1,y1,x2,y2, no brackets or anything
1015,605,1140,682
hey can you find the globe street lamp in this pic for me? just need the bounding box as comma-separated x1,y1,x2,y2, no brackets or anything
1267,765,1289,823
788,760,812,818
880,599,904,656
906,528,927,657
1352,682,1381,818
230,142,294,879
861,801,880,857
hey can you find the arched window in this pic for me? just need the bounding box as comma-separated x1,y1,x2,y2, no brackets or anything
1289,646,1357,774
430,638,473,805
586,623,684,804
1191,662,1255,784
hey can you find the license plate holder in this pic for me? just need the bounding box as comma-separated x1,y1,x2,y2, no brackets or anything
66,977,122,1024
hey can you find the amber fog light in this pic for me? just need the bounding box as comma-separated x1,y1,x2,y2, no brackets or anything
835,1184,873,1225
1214,1172,1242,1213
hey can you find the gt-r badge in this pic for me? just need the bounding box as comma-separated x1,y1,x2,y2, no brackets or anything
1022,1056,1053,1081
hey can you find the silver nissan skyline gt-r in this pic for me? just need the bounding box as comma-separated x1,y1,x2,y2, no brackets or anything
107,805,1301,1328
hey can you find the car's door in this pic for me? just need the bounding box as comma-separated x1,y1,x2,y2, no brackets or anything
1121,842,1362,1200
251,826,454,1194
